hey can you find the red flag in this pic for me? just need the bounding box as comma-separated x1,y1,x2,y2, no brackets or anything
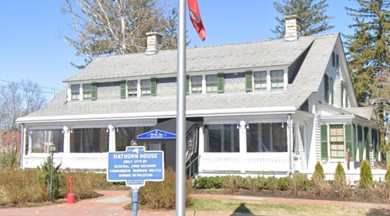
188,0,206,41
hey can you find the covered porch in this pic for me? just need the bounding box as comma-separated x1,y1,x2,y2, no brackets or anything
197,112,313,176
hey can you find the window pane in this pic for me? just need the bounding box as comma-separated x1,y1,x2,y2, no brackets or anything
127,80,137,96
254,71,267,90
70,128,108,153
30,129,64,153
206,75,217,93
270,70,284,89
246,123,287,152
272,123,287,152
141,79,151,95
71,84,80,100
115,127,151,151
83,84,92,99
191,76,202,94
329,125,344,158
205,124,239,152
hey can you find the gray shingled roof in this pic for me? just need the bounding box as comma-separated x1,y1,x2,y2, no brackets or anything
65,36,318,82
20,33,339,122
344,107,377,121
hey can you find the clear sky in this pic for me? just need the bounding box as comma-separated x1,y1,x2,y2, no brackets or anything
0,0,358,96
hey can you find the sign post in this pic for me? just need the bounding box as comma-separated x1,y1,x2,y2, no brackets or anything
107,146,164,216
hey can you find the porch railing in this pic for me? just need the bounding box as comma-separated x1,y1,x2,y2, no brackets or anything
199,152,289,174
23,153,107,170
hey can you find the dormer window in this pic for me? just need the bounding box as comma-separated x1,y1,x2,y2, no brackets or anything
83,84,92,99
71,84,80,100
191,75,202,94
206,75,218,93
141,79,151,95
254,71,267,90
127,80,138,97
270,70,284,89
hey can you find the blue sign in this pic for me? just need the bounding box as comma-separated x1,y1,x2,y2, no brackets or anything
137,129,176,140
107,146,164,187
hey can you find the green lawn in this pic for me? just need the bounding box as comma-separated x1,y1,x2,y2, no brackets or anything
187,198,372,216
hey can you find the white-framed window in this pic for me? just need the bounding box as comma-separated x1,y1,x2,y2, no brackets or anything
83,84,92,99
254,71,267,90
140,79,151,95
71,84,80,100
329,125,344,158
191,75,202,94
324,74,333,104
206,75,218,93
270,70,284,89
127,80,138,97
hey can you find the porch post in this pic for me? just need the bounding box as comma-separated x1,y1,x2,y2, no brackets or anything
28,129,32,154
20,125,26,169
108,125,115,152
288,114,293,175
63,126,70,153
239,120,247,173
198,126,205,172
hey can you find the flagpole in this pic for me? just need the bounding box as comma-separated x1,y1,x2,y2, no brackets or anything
176,0,186,215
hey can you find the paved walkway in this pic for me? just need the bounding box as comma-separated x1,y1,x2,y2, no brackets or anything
1,190,390,216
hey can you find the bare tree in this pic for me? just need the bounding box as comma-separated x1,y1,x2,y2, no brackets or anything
0,80,47,130
0,83,21,129
20,80,47,116
62,0,178,67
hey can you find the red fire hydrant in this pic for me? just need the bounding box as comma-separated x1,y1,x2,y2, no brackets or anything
66,176,75,204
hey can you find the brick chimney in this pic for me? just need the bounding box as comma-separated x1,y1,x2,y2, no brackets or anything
284,15,300,41
145,32,163,55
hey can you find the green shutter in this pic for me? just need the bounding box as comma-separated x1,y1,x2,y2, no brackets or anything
91,82,97,100
372,129,378,160
358,125,363,161
186,75,190,95
150,77,157,96
365,127,370,160
324,74,329,103
345,124,354,161
120,80,126,99
217,73,224,93
245,71,253,92
336,54,339,68
320,124,328,160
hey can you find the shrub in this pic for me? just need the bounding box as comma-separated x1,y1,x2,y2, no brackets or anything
139,169,192,209
277,177,292,191
196,176,223,189
221,176,242,193
312,161,325,181
332,163,352,199
253,176,267,190
291,173,310,195
359,160,373,189
59,170,110,200
334,163,347,187
243,177,257,193
0,145,19,170
312,162,328,197
0,169,45,205
385,165,390,186
37,156,61,199
264,176,278,193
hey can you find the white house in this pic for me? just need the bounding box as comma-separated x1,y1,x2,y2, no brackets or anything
17,17,384,181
